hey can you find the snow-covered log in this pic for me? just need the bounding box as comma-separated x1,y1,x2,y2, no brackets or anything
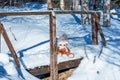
103,0,111,27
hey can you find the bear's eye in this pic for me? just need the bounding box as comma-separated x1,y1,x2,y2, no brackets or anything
59,44,62,46
63,44,65,46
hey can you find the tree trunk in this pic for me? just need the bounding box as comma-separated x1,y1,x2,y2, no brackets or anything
60,0,65,10
103,0,111,27
74,0,78,10
10,0,13,6
81,0,89,25
47,0,53,10
65,0,71,10
70,0,73,10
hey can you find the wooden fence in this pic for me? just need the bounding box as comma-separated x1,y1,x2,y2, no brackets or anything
0,10,106,80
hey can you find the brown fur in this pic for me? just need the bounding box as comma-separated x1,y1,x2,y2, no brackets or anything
57,44,74,57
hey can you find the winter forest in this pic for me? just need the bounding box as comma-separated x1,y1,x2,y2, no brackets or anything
0,0,120,80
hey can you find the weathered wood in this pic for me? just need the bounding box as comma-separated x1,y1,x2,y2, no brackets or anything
92,13,106,46
0,10,101,16
91,13,98,45
49,12,58,80
55,10,100,15
0,23,20,67
0,11,51,16
95,14,106,46
27,58,83,76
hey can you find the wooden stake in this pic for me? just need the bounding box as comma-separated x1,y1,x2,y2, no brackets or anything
49,12,58,80
91,13,98,45
95,13,106,46
0,23,20,67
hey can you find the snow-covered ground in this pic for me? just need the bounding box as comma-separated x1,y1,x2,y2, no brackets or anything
0,3,120,80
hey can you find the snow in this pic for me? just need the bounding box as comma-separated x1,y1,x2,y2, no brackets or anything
0,2,120,80
3,62,18,76
0,53,9,65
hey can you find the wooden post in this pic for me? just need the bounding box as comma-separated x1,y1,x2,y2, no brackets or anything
103,0,111,27
91,13,98,45
47,0,53,10
81,0,90,25
92,13,106,46
0,23,20,67
95,13,106,46
49,11,58,80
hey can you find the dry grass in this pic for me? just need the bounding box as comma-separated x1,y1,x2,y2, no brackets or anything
42,68,75,80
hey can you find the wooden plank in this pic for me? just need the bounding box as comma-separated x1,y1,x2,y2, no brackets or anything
111,13,117,15
55,10,101,15
27,58,83,76
0,11,51,16
91,13,98,45
49,12,58,80
0,11,101,16
0,22,20,67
